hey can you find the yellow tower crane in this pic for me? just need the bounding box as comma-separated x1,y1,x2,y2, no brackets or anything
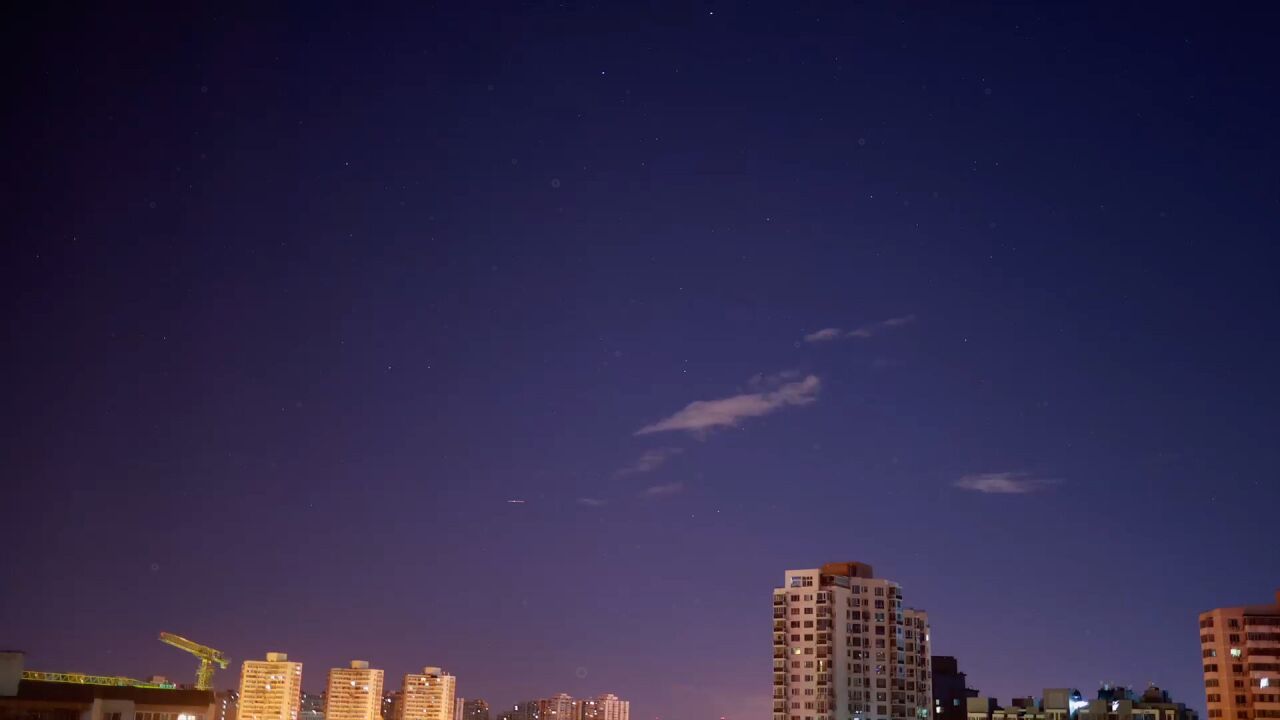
158,632,228,690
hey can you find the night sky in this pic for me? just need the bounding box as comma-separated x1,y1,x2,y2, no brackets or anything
5,4,1280,720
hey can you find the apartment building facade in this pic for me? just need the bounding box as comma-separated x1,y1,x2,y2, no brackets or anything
1200,591,1280,720
326,661,385,720
773,562,932,720
397,669,456,720
237,653,303,720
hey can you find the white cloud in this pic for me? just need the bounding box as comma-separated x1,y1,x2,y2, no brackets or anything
635,374,821,435
641,481,684,498
803,327,844,343
954,472,1059,494
614,447,684,477
747,369,802,390
807,315,917,342
577,497,608,507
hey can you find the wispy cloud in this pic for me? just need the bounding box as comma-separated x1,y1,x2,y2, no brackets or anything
746,369,802,390
954,472,1059,494
635,374,821,435
641,481,684,498
805,315,916,342
577,497,608,507
614,447,684,477
803,328,844,343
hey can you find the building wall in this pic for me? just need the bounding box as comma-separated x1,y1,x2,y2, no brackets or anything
461,700,490,720
1,682,215,720
0,653,24,698
536,695,573,720
1201,593,1280,720
497,702,539,720
931,657,976,720
326,663,384,720
773,563,932,720
594,696,627,720
396,670,454,720
236,655,302,720
215,691,239,720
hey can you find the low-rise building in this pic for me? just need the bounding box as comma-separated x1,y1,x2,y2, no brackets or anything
967,686,1196,720
1,652,216,720
932,658,978,720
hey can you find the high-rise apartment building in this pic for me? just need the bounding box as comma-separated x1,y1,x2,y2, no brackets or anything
326,661,385,720
397,668,456,720
462,700,491,720
537,694,575,720
237,653,303,720
577,695,629,720
773,562,932,720
1200,590,1280,720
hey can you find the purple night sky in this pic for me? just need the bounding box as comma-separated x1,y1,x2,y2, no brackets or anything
5,4,1279,720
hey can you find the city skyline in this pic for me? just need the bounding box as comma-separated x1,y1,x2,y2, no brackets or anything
6,3,1280,720
8,573,1265,714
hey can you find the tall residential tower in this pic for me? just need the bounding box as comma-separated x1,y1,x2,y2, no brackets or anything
578,695,629,720
237,653,303,720
773,562,932,720
1199,590,1280,720
536,694,575,720
327,661,385,720
397,668,457,720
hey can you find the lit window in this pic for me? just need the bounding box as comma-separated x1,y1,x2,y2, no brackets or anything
1230,648,1242,658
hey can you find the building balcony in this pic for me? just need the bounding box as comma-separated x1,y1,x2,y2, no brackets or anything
774,650,787,659
774,609,786,619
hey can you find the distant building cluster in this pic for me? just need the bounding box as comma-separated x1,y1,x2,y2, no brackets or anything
965,685,1197,720
215,657,624,720
493,694,629,720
